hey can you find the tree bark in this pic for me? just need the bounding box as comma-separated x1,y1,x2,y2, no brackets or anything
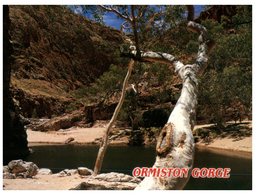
132,21,209,190
93,59,135,175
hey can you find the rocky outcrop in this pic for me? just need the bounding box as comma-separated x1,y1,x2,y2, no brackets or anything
195,5,237,23
30,103,118,131
32,110,85,131
72,172,141,190
11,87,72,118
8,5,124,119
4,160,38,178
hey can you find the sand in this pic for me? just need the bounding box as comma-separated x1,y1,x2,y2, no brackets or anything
3,174,85,190
194,121,252,153
196,136,252,153
27,126,129,146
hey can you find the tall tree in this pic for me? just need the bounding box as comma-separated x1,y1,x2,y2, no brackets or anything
93,5,149,175
128,21,210,189
93,6,212,190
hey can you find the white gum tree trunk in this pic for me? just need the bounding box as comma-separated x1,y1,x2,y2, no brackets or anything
134,21,209,190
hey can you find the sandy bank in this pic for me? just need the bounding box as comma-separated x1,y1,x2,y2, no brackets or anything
27,121,252,153
27,126,129,146
196,136,252,153
194,121,252,153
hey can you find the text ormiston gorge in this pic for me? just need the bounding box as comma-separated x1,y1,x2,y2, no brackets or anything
132,167,231,178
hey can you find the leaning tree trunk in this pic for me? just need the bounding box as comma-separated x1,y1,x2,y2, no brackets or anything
93,59,135,175
120,21,209,190
135,22,209,190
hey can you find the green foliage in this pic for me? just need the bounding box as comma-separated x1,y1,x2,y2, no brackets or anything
163,6,186,27
231,6,252,29
73,64,127,103
185,40,198,54
198,21,252,122
209,31,251,71
197,6,252,125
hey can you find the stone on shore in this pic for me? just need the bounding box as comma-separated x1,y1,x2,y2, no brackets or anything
38,168,52,175
57,169,78,177
77,167,93,176
7,160,38,178
3,172,16,179
71,172,141,190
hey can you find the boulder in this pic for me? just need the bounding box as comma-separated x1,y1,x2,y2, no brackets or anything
57,169,78,177
38,168,52,175
94,172,141,183
3,172,16,179
71,172,141,190
8,159,38,178
78,167,93,176
3,165,10,173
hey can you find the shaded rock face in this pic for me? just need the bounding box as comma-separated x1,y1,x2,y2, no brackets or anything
11,87,70,118
3,5,29,164
6,160,38,178
141,108,170,128
31,109,85,131
30,104,117,132
91,103,117,121
9,6,124,87
195,5,237,23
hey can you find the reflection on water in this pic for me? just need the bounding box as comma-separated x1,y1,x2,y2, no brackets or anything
26,144,252,190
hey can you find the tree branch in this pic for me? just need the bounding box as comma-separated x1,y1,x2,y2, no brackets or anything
120,43,184,71
98,5,130,21
131,5,141,60
187,21,209,74
120,21,131,34
137,5,148,19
